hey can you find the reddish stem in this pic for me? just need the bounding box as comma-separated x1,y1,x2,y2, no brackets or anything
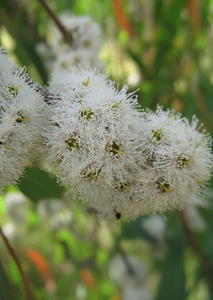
37,0,73,45
179,210,213,295
0,227,34,300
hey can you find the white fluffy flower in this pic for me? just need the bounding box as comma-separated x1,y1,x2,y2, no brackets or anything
0,46,49,192
44,67,140,209
37,14,104,73
53,14,102,52
3,191,29,223
133,106,213,214
52,49,104,74
44,67,213,221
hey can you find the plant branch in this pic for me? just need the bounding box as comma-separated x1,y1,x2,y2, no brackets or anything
37,0,73,46
21,71,55,104
179,210,213,295
0,227,34,300
117,245,136,277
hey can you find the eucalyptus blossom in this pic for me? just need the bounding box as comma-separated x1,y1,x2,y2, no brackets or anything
0,46,49,193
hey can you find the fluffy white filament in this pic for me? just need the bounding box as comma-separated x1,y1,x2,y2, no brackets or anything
0,46,49,193
43,67,213,221
0,46,212,220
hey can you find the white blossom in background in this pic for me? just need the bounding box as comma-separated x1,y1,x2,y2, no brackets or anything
0,47,49,193
184,195,211,232
142,215,166,241
37,14,104,74
37,198,67,218
2,222,19,241
37,199,73,230
43,66,213,221
53,14,102,51
109,254,153,300
109,254,148,287
122,286,153,300
52,48,103,75
184,207,207,232
3,191,30,223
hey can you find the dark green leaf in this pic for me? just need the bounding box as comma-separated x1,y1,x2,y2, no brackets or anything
18,167,64,202
0,261,14,300
120,217,157,243
199,73,213,114
156,223,186,300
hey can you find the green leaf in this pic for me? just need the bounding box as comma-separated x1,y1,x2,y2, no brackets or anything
0,261,14,300
199,73,213,114
156,223,186,300
120,217,156,243
18,167,64,202
14,41,48,85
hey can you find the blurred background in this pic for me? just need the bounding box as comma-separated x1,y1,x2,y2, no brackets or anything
1,0,213,299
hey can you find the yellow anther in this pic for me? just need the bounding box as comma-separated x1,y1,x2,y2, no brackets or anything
91,174,97,180
182,161,193,164
85,76,90,86
112,101,122,108
112,148,125,154
73,141,77,147
167,201,177,209
162,184,171,193
22,118,30,121
196,181,206,185
195,141,207,148
154,129,162,138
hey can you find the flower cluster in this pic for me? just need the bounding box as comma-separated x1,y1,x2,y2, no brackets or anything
0,47,49,193
0,46,212,220
133,107,213,214
43,67,213,221
37,14,103,75
43,67,139,206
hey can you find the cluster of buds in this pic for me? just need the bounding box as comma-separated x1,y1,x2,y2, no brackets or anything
0,47,212,221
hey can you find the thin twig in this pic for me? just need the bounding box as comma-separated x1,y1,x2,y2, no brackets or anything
117,245,136,276
37,0,73,46
0,227,34,300
179,210,213,295
20,71,56,104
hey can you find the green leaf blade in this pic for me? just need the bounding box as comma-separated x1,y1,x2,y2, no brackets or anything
18,167,64,202
0,261,14,300
156,226,186,300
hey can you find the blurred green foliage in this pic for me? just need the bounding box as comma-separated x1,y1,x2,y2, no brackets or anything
1,0,213,299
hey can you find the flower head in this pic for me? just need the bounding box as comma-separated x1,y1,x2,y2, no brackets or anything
0,46,49,193
37,14,104,73
44,68,213,221
133,106,213,214
44,67,139,205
